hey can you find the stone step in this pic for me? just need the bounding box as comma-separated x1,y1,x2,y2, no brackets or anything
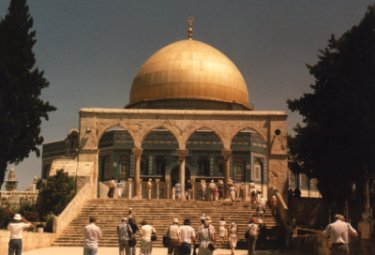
53,199,276,247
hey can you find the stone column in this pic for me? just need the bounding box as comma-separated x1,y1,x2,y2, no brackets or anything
128,178,133,199
176,149,189,201
165,176,171,199
155,178,160,199
221,149,232,198
191,177,196,200
132,147,143,199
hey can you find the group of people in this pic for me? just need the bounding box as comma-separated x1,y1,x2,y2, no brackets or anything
81,208,264,255
163,214,261,255
107,178,264,204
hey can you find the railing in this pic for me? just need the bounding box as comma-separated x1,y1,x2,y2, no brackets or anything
53,183,94,235
275,191,288,210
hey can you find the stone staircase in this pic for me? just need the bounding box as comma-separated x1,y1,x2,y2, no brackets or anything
53,199,277,247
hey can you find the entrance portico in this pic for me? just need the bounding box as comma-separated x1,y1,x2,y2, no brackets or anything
78,108,287,201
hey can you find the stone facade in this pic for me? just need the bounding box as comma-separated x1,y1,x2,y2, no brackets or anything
77,108,288,201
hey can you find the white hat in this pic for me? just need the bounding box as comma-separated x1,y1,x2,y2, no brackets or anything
13,214,22,221
173,218,179,223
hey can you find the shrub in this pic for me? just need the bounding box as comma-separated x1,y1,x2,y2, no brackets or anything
35,169,75,220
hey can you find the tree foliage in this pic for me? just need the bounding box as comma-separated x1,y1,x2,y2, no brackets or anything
35,170,75,219
0,0,56,188
288,5,375,208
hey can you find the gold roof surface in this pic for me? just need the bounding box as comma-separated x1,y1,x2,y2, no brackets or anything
129,39,251,108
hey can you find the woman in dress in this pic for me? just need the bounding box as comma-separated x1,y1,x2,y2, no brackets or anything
218,217,227,248
228,222,237,255
197,220,215,255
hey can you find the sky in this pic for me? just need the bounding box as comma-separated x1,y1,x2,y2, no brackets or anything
1,0,374,190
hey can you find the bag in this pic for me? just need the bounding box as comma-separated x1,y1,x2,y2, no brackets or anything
162,235,170,247
244,231,250,239
208,242,216,251
151,232,157,241
128,237,137,247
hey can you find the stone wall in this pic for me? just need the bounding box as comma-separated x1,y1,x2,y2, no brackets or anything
289,197,329,227
294,231,361,255
0,191,38,208
0,230,56,254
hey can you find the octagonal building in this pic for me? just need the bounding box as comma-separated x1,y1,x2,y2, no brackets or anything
42,26,288,202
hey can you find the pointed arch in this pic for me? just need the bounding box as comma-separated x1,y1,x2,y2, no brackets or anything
98,125,134,182
140,126,179,179
186,127,224,151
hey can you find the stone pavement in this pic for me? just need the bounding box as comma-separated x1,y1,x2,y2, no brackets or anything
23,247,303,255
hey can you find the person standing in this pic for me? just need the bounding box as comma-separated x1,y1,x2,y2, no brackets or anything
128,217,138,255
249,183,258,207
217,180,224,200
8,213,33,255
197,219,215,255
239,183,246,202
117,218,132,255
108,178,116,198
200,180,207,200
179,218,195,255
322,214,358,255
218,217,227,248
186,180,193,200
117,179,123,198
208,180,216,201
246,218,259,255
147,179,153,199
175,182,182,201
128,208,135,220
139,220,156,255
357,212,374,255
166,218,180,255
270,195,278,216
83,216,102,255
229,185,236,203
228,222,237,255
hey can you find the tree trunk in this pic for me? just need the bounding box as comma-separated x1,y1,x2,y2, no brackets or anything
0,160,7,190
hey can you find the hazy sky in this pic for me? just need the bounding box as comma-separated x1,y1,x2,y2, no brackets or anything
1,0,373,189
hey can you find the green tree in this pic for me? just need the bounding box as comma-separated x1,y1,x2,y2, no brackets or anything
35,170,75,219
0,0,56,188
288,5,375,213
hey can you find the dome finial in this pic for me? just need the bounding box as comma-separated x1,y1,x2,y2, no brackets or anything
187,17,194,39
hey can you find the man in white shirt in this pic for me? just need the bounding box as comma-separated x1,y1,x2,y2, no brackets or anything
83,216,102,255
179,218,195,255
322,214,358,255
8,213,33,255
139,220,156,255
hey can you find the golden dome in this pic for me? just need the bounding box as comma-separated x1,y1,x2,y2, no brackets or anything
128,39,252,110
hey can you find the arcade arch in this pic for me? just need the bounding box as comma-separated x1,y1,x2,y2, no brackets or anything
98,126,134,182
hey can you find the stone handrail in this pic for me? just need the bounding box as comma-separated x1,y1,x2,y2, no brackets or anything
275,191,288,210
53,183,94,235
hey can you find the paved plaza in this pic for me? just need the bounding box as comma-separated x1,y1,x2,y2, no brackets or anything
23,247,303,255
